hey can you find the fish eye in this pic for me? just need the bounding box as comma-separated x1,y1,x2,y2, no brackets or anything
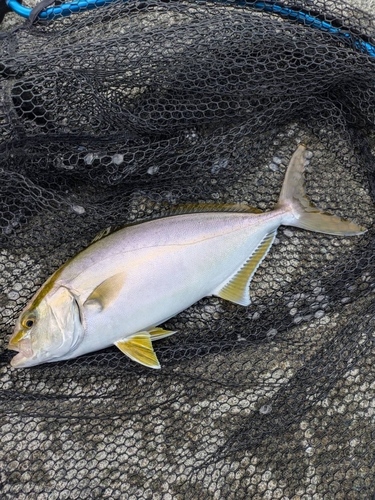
22,317,35,329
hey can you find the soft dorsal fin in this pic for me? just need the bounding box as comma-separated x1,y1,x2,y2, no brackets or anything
84,271,126,311
166,202,262,216
214,231,276,306
89,203,262,245
115,332,161,369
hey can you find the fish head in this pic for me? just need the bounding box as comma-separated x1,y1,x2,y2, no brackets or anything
8,285,84,368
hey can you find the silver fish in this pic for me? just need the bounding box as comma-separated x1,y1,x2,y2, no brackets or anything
8,145,366,368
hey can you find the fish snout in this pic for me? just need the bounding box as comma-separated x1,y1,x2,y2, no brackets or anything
8,330,34,366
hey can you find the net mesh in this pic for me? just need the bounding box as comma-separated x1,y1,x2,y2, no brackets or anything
1,1,375,497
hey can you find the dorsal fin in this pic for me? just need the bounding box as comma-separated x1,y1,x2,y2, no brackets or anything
166,202,262,216
90,203,262,244
214,231,276,306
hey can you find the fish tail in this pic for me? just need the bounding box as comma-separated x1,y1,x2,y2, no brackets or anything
277,145,366,236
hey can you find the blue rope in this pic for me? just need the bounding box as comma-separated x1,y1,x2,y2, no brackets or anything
5,0,375,58
6,0,114,18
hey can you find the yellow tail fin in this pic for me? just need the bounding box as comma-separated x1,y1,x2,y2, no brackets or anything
277,145,366,236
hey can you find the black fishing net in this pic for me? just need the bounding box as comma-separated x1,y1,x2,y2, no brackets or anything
1,0,375,497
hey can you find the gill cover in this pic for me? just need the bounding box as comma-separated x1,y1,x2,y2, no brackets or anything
9,286,85,367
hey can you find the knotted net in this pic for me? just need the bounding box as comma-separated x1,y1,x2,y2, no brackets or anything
1,0,375,497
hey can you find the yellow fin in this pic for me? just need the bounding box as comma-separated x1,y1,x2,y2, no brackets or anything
167,202,262,215
115,332,161,369
84,271,126,311
149,327,177,341
277,145,366,235
214,232,276,306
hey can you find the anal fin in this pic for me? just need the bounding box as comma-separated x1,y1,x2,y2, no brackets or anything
115,331,161,369
214,231,276,306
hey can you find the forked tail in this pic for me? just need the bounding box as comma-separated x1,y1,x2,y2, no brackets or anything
277,145,366,235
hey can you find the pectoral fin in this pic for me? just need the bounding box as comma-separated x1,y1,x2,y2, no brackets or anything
115,332,161,369
214,231,276,306
84,271,126,311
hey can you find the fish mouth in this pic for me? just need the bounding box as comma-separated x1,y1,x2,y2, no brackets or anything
8,338,34,368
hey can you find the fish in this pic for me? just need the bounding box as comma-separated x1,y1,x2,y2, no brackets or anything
8,145,366,369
